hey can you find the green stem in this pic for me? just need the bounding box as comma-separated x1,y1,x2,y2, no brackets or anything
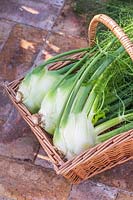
95,113,133,135
83,50,123,115
49,51,93,92
37,47,90,69
95,106,133,126
55,55,94,126
104,83,133,106
71,86,91,113
88,95,99,121
54,54,100,131
60,38,117,126
108,96,132,114
56,62,78,74
97,122,133,143
84,89,97,115
52,48,101,130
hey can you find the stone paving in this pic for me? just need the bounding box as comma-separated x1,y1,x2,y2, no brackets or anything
0,0,132,199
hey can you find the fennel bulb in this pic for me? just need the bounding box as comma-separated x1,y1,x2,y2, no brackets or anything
53,112,96,159
38,77,75,135
16,68,62,113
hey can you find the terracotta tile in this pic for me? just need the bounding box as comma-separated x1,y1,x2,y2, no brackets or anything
0,155,71,200
0,19,14,52
116,191,133,200
0,136,39,162
69,181,117,200
0,0,61,30
34,32,88,66
0,24,47,81
53,0,87,38
46,32,88,53
0,197,15,200
32,0,65,7
0,85,39,161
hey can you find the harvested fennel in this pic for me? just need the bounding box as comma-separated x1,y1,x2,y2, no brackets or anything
16,22,133,160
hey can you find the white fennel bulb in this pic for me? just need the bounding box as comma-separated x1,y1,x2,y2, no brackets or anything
39,78,74,135
53,112,96,159
16,68,62,113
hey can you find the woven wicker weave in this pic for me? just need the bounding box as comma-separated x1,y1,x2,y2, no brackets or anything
5,14,133,184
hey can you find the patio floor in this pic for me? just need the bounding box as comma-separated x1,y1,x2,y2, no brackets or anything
0,0,132,199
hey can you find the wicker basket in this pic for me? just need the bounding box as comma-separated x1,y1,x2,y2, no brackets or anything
5,14,133,184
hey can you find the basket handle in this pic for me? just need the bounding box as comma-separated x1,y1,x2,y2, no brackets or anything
88,14,133,61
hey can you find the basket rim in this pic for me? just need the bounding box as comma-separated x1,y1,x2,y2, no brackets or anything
5,79,133,173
